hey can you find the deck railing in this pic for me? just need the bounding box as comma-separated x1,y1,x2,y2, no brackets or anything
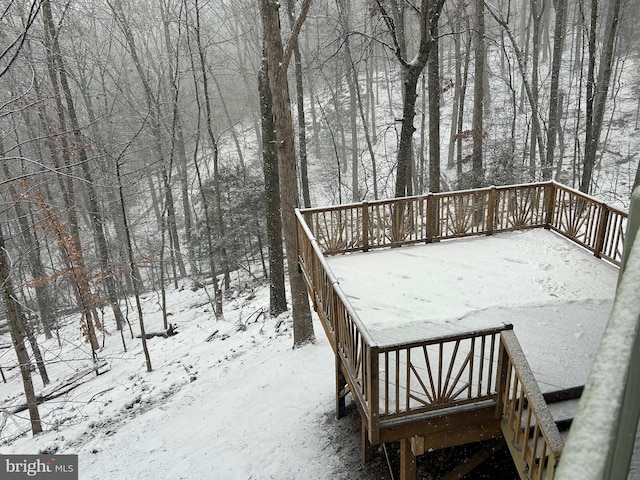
295,181,627,456
497,329,564,480
300,181,626,265
378,326,506,421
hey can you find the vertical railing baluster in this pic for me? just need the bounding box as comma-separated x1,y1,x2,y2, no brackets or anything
406,348,411,410
395,350,400,414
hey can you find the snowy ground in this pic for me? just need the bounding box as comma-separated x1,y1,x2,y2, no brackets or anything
0,282,389,479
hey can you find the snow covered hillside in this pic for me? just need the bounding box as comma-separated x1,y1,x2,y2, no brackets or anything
0,280,389,479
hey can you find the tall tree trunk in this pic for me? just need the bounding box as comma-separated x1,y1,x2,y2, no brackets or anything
192,0,232,289
529,0,544,179
376,0,445,197
44,0,126,332
116,158,152,372
428,3,441,193
339,0,360,202
472,0,485,187
184,0,223,316
259,53,287,317
1,158,54,339
581,0,622,193
160,0,195,274
259,0,316,347
545,0,568,179
41,0,100,351
286,0,311,208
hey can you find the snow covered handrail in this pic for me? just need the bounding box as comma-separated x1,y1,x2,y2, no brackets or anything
299,181,627,265
295,208,379,431
498,329,564,480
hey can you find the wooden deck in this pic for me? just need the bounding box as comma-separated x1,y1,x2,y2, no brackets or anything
295,181,627,480
326,229,617,393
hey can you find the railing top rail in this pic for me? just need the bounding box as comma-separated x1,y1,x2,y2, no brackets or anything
299,181,559,215
550,180,628,215
300,181,627,219
295,209,377,346
377,323,513,352
501,328,565,456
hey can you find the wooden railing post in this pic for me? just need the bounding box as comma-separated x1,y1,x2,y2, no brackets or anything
426,193,436,243
593,203,610,259
544,181,557,228
487,186,496,235
362,202,369,252
495,328,511,418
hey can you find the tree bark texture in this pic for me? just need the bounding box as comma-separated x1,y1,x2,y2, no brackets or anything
259,0,315,347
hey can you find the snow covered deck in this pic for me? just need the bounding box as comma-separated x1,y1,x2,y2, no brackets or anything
326,229,618,393
296,182,628,480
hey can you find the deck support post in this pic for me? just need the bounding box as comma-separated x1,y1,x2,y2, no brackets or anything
361,420,374,463
400,438,417,480
336,359,347,419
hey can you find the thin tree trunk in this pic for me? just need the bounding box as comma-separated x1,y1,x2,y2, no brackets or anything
192,0,232,289
184,0,224,316
116,157,152,372
0,223,42,434
428,6,441,193
287,0,311,208
581,0,622,193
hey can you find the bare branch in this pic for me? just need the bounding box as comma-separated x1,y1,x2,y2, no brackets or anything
281,0,312,73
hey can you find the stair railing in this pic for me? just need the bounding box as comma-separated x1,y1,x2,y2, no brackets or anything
497,329,565,480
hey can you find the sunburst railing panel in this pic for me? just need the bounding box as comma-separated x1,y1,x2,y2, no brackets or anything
548,184,627,265
377,327,506,419
494,183,548,231
434,189,492,238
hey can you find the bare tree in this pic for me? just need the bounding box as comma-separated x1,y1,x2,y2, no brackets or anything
581,0,623,193
375,0,446,197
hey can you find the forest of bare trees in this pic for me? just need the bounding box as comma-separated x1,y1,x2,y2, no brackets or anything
0,0,639,435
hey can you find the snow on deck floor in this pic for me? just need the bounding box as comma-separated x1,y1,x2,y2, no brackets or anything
326,229,619,393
